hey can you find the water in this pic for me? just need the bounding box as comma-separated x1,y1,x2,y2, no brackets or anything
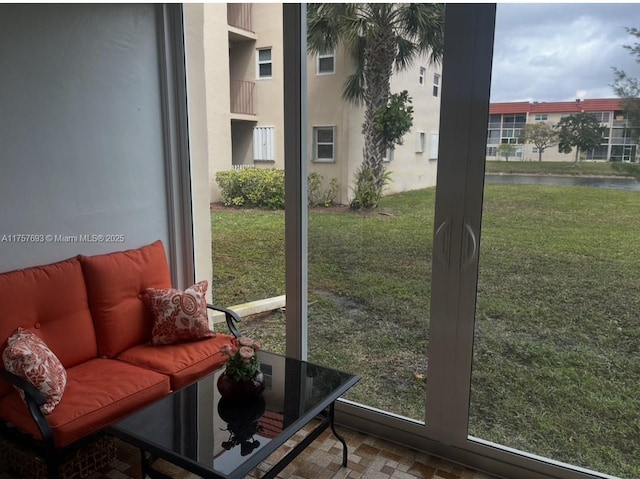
485,174,640,191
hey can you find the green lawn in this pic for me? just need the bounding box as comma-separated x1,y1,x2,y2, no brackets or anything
211,183,640,478
486,159,640,179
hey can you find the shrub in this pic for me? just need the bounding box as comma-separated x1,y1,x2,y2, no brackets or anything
349,166,391,210
216,168,285,209
308,172,340,207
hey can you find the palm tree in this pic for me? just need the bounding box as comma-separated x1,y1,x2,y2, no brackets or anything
307,3,444,208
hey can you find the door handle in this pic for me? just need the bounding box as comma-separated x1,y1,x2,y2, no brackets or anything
461,221,478,272
434,217,451,269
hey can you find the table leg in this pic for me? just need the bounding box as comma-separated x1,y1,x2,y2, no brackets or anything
328,402,348,467
139,450,172,479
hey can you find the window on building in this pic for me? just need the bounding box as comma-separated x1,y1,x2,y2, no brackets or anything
486,146,497,157
534,114,547,121
382,148,395,162
502,114,526,128
313,126,335,162
419,67,426,85
585,145,608,160
253,126,275,161
487,130,500,144
257,48,272,79
416,131,426,153
433,73,440,97
532,147,539,153
488,115,501,128
592,112,610,123
429,132,439,159
316,49,335,75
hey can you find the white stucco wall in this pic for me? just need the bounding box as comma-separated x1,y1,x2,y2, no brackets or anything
0,5,181,274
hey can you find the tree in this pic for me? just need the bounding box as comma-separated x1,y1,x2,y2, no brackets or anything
612,27,640,143
556,113,606,165
307,3,444,209
521,122,558,162
497,143,516,162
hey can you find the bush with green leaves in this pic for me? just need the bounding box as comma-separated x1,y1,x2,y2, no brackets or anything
308,172,340,207
216,168,285,209
349,166,391,210
374,90,414,150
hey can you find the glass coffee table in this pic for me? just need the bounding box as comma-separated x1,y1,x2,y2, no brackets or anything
107,351,361,479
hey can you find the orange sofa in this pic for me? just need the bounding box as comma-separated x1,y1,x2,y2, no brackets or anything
0,240,240,477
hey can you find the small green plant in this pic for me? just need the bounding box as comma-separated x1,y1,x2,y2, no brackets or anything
308,172,340,207
216,168,285,209
349,166,391,210
374,90,414,150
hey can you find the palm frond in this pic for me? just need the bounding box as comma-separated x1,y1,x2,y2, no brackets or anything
307,3,349,54
394,37,417,72
395,3,445,64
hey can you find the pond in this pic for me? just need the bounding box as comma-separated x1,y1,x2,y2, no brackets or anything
485,174,640,191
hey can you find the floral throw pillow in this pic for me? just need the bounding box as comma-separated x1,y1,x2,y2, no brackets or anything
146,280,216,346
2,328,67,415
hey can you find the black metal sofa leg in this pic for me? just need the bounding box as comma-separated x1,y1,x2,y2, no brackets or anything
46,455,59,479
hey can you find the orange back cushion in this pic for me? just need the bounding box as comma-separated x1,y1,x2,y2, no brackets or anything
80,241,172,358
0,257,97,396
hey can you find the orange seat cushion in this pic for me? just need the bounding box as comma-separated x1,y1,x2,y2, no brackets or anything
0,257,96,397
80,241,172,358
0,359,170,448
117,334,236,390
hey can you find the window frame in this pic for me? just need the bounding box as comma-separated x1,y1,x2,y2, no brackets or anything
312,126,335,163
256,47,273,80
419,67,426,85
416,131,426,153
433,73,441,97
316,49,335,75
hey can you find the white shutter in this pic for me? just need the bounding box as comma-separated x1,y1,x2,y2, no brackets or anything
253,127,275,161
429,132,439,159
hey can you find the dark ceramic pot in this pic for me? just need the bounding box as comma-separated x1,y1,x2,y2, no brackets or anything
217,371,265,401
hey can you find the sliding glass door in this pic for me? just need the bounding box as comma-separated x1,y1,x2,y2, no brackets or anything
280,4,638,479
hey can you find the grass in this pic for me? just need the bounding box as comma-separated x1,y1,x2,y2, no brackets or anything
211,181,640,478
485,159,640,179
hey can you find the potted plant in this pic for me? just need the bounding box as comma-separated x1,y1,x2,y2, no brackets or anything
217,337,265,400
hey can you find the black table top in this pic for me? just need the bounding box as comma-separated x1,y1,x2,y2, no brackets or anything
108,350,361,479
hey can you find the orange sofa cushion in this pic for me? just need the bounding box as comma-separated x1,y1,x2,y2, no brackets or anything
0,257,97,397
116,333,236,390
0,358,170,448
80,241,171,358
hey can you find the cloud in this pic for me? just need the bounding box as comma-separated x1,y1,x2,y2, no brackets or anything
490,3,640,103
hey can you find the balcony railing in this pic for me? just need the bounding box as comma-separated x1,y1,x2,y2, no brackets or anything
230,79,255,116
227,3,253,32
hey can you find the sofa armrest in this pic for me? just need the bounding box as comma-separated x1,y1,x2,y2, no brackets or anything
0,370,54,446
207,303,242,338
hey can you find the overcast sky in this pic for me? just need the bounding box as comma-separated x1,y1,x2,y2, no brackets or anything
490,3,640,103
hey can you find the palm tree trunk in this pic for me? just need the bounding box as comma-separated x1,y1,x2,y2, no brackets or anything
361,26,396,191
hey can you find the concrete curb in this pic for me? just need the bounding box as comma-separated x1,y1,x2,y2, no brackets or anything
210,295,286,324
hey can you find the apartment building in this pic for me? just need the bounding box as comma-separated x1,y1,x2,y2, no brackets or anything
186,4,442,204
487,98,639,162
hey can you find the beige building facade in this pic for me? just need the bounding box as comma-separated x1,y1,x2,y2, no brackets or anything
487,99,639,163
186,3,442,205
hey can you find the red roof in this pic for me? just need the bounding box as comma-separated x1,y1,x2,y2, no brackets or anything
489,98,623,115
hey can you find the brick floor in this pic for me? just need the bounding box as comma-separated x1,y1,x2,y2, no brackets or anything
0,423,502,479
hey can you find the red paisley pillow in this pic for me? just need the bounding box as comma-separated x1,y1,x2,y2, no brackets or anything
146,280,216,346
2,328,67,415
